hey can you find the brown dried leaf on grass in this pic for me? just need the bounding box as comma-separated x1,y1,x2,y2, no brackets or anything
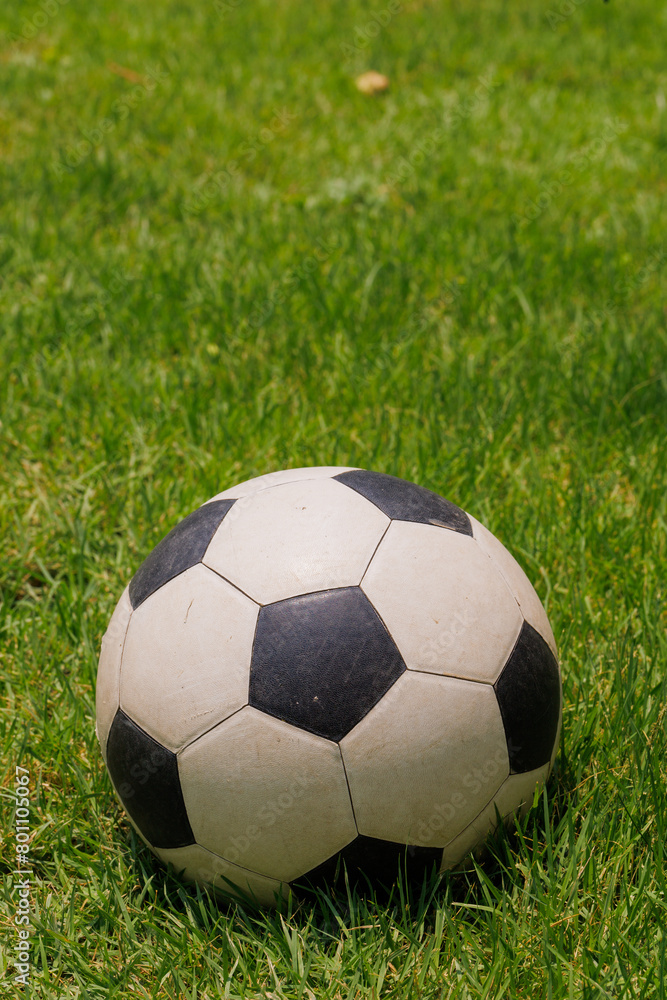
355,71,390,95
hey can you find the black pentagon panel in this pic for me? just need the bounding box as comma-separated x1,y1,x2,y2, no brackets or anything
129,499,235,609
106,709,195,850
294,834,443,894
494,622,561,774
249,587,406,742
334,469,472,535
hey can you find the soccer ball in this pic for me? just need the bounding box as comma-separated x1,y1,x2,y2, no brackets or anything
96,467,561,906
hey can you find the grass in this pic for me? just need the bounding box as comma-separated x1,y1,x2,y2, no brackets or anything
1,0,666,995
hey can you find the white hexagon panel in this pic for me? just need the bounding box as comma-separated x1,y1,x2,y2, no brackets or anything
362,520,524,683
202,478,389,605
120,563,258,751
178,707,357,882
340,671,509,849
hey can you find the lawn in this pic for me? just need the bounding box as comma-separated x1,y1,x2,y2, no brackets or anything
1,0,666,995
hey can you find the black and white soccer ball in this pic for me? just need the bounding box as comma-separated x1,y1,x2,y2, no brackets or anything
96,467,561,906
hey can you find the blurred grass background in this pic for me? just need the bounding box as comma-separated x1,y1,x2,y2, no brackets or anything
1,0,666,996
